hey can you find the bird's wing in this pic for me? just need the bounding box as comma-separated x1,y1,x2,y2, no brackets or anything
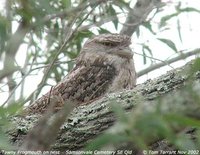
27,64,116,114
56,64,116,102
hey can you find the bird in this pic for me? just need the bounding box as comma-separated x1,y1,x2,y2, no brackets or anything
26,34,136,114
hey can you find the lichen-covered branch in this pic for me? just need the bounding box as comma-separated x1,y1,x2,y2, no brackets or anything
8,60,200,151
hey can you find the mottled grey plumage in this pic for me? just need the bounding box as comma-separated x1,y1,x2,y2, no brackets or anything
26,34,136,114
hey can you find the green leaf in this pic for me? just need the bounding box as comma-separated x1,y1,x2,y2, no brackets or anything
0,132,13,150
110,103,128,123
67,60,75,71
164,114,200,127
179,7,200,13
109,5,118,30
142,22,155,35
38,0,58,14
135,27,140,38
76,30,94,38
98,28,111,34
0,16,8,56
190,58,200,76
177,19,183,43
53,67,61,82
142,47,147,64
157,38,178,53
114,0,131,11
160,13,178,28
66,51,78,59
136,113,173,141
85,133,128,151
0,102,23,117
141,45,152,64
160,7,200,28
62,0,71,9
143,45,152,56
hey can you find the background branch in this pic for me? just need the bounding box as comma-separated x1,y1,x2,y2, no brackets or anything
137,48,200,77
120,0,165,36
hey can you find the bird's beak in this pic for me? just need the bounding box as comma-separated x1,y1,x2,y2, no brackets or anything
115,47,133,59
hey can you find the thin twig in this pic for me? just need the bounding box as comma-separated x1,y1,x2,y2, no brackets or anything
133,51,175,69
2,52,37,106
137,48,200,77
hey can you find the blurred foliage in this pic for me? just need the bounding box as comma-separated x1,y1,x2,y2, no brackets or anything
86,64,200,152
0,101,23,150
0,0,200,152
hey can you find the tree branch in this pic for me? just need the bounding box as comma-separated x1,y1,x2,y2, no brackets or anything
137,48,200,77
9,59,200,151
120,0,165,36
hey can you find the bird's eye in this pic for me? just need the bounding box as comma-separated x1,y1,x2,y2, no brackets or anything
101,42,116,46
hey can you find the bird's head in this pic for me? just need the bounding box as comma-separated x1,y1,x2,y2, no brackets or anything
77,34,133,66
83,34,132,58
